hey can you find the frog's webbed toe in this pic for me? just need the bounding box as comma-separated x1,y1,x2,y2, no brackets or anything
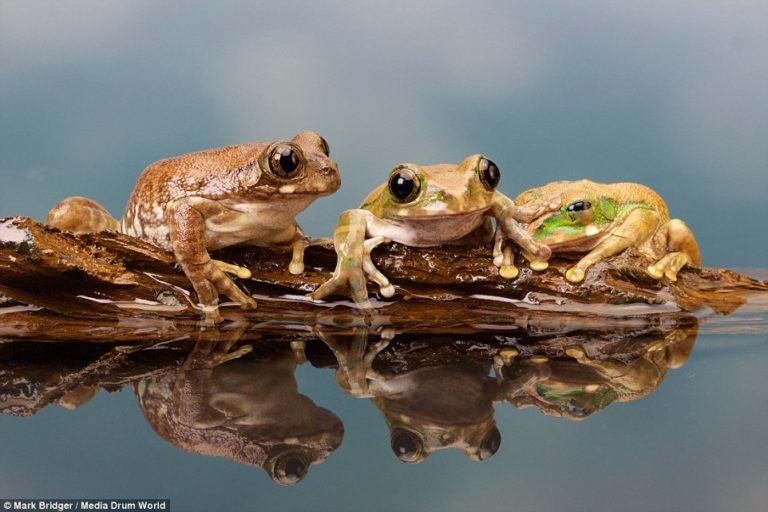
565,267,587,283
492,227,519,279
288,233,314,275
186,260,257,324
212,259,252,279
311,236,394,307
311,266,373,308
648,219,700,281
362,236,395,297
647,252,691,282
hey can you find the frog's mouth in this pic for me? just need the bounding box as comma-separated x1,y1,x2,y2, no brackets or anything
528,214,612,251
384,207,490,220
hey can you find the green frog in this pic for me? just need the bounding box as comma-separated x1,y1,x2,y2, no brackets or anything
312,154,557,307
514,180,700,283
47,131,339,323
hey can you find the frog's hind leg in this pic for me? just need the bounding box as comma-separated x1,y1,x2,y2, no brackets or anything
647,219,700,281
47,197,120,233
566,208,660,283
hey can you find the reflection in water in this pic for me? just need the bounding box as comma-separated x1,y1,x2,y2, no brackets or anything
135,327,343,485
321,329,500,463
496,324,697,419
0,314,700,484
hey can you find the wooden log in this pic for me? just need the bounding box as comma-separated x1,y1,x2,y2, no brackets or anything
0,216,765,342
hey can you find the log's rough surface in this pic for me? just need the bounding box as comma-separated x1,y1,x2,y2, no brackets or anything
0,216,766,342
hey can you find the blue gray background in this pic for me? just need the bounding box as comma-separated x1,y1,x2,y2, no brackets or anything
1,2,767,511
1,1,767,266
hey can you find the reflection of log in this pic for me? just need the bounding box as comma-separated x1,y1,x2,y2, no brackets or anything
0,216,766,342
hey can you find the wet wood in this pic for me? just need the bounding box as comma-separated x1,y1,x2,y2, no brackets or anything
0,216,766,342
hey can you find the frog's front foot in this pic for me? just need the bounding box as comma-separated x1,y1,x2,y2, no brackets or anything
289,237,309,275
492,228,552,279
311,236,393,307
186,260,258,324
565,267,586,283
212,259,252,279
311,265,374,308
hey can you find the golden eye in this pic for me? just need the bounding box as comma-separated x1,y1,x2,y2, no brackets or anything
268,143,304,178
388,167,420,203
477,157,501,190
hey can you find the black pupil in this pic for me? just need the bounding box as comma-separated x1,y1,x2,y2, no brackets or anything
567,201,591,213
480,158,500,189
392,430,420,459
390,170,417,202
275,148,299,174
283,457,304,480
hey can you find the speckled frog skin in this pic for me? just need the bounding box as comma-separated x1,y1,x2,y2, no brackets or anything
514,180,700,282
312,154,557,307
48,131,340,323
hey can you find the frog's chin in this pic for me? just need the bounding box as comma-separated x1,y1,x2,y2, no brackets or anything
542,230,609,252
383,207,489,221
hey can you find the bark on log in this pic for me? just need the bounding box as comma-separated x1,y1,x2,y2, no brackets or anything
0,216,765,342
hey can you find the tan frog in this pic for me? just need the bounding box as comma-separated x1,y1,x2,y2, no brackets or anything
514,180,700,283
319,329,501,463
47,131,339,323
312,155,556,307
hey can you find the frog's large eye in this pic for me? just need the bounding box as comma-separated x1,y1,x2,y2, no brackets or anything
566,200,593,222
477,157,501,190
268,143,304,179
270,452,309,485
391,428,423,463
478,426,502,460
388,167,421,204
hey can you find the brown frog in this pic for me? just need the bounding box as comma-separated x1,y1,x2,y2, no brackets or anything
48,131,339,323
135,336,343,485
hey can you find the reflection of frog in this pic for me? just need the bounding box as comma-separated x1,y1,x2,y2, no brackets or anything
320,330,501,463
514,180,700,283
48,132,339,323
312,155,557,307
134,334,343,485
496,324,698,419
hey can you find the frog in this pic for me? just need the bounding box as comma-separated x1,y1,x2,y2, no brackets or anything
496,322,698,419
47,131,340,323
513,180,700,283
317,327,501,463
135,330,344,485
311,154,557,307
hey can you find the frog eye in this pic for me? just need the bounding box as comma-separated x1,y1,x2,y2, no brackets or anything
318,135,330,156
388,167,421,203
478,426,502,460
270,452,308,485
268,143,304,179
477,157,501,190
390,428,423,463
566,200,593,221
